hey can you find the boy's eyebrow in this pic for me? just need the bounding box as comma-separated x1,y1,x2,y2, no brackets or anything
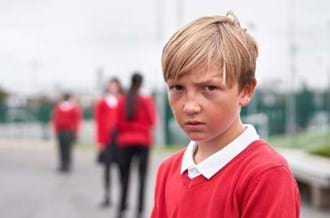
166,79,177,84
193,78,222,85
166,78,224,87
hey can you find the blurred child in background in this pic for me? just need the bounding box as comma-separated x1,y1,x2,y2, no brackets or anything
52,93,82,173
116,72,156,218
95,78,123,207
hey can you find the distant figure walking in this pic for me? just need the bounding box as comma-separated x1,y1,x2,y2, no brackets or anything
52,93,82,173
94,78,123,207
116,72,156,218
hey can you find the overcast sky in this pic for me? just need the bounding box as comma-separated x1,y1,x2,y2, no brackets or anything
1,0,330,95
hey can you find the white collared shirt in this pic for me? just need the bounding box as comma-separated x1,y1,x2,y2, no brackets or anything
105,94,118,107
180,124,260,179
59,101,74,111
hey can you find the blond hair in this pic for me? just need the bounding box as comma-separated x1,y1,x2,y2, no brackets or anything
162,12,258,89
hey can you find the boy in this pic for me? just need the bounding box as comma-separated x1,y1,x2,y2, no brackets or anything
151,12,300,218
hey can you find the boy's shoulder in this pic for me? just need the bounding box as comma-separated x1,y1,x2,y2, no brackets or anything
157,148,186,176
239,139,291,174
162,147,186,166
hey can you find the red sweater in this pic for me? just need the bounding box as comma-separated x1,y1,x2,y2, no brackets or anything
116,94,156,147
52,102,82,135
151,140,301,218
94,97,118,150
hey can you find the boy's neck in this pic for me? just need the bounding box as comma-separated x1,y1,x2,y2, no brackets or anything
193,120,245,164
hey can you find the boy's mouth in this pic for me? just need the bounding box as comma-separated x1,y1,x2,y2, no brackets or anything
185,120,204,125
184,120,206,130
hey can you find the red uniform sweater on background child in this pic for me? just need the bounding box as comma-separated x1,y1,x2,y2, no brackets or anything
151,125,301,218
52,101,81,135
116,94,156,147
94,96,118,150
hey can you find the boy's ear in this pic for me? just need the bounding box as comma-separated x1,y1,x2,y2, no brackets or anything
239,79,257,107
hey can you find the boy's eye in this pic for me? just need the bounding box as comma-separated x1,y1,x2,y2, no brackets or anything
203,86,218,91
169,85,184,91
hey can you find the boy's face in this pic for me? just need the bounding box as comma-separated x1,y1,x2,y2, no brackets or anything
166,65,252,145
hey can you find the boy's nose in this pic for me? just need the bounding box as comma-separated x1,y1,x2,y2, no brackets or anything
183,100,202,115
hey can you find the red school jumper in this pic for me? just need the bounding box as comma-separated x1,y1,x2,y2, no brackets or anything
52,103,81,136
94,97,118,150
116,94,156,147
151,140,301,218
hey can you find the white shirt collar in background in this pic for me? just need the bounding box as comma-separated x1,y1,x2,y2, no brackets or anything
105,94,118,107
59,101,74,111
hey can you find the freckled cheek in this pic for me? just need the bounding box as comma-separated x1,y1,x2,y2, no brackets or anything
168,96,177,111
205,106,228,124
168,93,179,105
168,99,185,124
208,104,238,128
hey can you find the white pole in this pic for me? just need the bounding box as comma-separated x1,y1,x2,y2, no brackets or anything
177,0,184,28
286,0,297,135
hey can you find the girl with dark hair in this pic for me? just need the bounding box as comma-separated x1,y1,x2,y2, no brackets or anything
94,78,123,207
116,72,156,218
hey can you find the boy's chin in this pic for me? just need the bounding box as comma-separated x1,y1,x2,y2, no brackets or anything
185,132,208,142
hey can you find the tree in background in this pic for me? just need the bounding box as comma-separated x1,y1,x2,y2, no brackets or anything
37,96,54,139
0,86,8,123
242,88,287,135
323,89,330,125
295,84,314,130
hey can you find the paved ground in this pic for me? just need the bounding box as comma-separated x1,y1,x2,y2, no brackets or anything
0,139,330,218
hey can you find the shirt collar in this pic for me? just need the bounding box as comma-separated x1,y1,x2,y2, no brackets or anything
180,124,260,179
105,94,118,107
59,101,74,111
